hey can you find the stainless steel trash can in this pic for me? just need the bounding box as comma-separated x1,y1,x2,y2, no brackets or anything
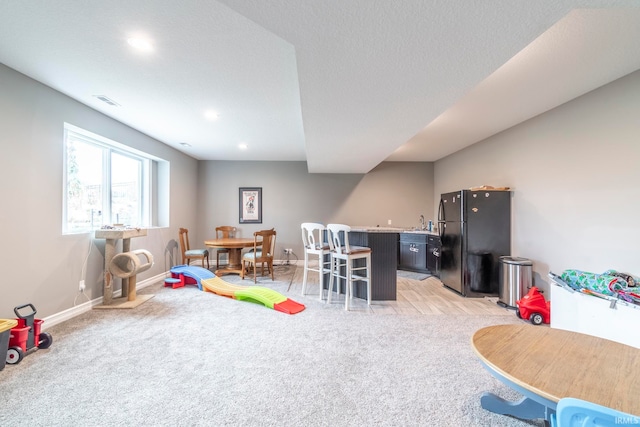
499,256,533,308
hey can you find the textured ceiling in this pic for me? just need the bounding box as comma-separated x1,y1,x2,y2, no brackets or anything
0,1,639,173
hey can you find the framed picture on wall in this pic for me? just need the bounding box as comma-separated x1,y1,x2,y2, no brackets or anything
239,187,262,224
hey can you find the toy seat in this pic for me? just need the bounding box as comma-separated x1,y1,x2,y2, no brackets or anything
550,397,638,427
326,224,371,311
215,226,237,269
300,222,331,300
179,227,209,269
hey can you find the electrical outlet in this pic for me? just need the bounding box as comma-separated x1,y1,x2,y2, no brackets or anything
284,248,292,254
79,280,85,291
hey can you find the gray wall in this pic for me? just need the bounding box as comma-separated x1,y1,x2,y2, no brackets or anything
4,56,638,320
0,64,199,318
0,62,436,319
434,69,640,292
197,161,435,259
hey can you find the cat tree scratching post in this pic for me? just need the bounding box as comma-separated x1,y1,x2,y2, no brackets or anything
94,228,154,309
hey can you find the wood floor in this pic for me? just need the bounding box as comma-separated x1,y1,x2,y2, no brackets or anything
291,264,514,316
373,276,513,315
224,261,513,316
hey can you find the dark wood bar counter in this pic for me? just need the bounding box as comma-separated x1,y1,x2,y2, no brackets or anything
348,228,399,301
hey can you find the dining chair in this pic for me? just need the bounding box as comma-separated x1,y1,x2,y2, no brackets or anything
241,228,276,283
300,223,331,300
178,228,209,269
551,397,635,427
326,224,371,310
215,226,237,269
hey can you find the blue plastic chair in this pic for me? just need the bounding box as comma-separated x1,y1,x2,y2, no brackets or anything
551,398,639,426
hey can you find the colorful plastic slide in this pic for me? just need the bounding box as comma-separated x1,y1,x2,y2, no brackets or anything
169,265,215,290
201,276,305,315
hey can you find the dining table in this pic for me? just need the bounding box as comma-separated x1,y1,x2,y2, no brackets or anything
471,323,640,424
204,237,261,276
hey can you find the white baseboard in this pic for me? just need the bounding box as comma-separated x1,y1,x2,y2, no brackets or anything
42,262,299,329
42,272,167,329
217,259,301,266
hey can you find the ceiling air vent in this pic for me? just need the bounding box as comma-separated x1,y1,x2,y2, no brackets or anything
93,95,121,107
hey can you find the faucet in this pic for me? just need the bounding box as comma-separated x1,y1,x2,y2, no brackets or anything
419,215,426,230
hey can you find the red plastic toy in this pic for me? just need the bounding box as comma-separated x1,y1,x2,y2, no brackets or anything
6,303,53,365
516,286,551,325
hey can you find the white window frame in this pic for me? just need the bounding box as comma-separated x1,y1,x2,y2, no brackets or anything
63,123,157,234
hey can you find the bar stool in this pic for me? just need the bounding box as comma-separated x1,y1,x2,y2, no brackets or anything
326,224,372,310
300,223,331,300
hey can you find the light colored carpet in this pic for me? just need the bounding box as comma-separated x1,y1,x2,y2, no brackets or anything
0,264,544,427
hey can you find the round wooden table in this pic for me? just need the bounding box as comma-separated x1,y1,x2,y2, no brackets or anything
204,237,260,276
471,324,640,423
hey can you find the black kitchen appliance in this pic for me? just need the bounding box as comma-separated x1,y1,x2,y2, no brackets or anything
437,190,511,297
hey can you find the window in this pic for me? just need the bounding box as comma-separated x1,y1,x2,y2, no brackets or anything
63,124,164,234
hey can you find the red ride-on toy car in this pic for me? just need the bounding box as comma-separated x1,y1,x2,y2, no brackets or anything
6,303,53,365
516,286,551,325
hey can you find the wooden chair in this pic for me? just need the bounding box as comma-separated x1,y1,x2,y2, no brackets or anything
215,226,237,269
326,224,371,310
241,228,276,283
178,228,209,269
300,223,331,300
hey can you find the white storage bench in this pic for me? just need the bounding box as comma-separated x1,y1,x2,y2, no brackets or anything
550,281,640,349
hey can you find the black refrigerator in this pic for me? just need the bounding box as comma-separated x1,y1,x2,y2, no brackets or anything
437,190,511,297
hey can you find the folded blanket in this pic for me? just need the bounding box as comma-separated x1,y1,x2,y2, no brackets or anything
561,269,640,303
603,269,636,287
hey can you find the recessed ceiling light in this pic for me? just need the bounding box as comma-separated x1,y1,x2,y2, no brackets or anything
179,142,191,147
204,110,219,121
127,37,153,52
238,143,248,150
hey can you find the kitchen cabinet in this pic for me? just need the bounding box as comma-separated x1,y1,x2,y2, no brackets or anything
427,235,441,277
399,233,428,273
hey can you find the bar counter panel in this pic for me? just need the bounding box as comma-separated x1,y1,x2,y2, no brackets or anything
348,231,398,301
